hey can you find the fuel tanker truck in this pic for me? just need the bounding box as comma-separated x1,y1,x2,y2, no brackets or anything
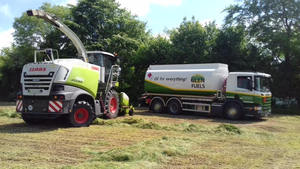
143,63,272,120
16,10,133,126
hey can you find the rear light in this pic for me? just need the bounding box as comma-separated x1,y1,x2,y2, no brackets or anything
53,95,65,100
17,95,23,99
263,97,267,103
146,98,151,105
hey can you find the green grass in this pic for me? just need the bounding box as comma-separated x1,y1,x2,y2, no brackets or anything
0,105,300,169
0,107,20,118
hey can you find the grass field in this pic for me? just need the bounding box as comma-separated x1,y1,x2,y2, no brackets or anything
0,104,300,169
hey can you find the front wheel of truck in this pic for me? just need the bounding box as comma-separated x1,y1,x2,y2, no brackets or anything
225,102,242,120
69,101,94,127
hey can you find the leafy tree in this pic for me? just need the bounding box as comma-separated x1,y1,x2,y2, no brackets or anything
169,17,209,63
71,0,148,52
128,36,173,98
212,26,271,72
225,0,300,103
0,45,35,100
0,4,73,100
13,3,71,48
71,0,149,101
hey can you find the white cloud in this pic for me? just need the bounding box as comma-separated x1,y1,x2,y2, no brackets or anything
117,0,182,16
60,0,78,6
0,29,14,50
0,4,12,17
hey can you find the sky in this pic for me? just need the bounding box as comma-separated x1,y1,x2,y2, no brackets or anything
0,0,235,50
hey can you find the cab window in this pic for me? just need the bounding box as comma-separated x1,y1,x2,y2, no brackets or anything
87,53,104,67
237,76,252,90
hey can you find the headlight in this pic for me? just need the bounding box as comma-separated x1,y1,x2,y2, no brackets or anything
54,66,69,82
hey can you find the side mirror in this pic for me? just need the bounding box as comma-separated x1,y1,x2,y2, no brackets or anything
116,58,120,65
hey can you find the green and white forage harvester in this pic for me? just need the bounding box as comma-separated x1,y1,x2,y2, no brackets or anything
16,10,133,126
143,64,272,120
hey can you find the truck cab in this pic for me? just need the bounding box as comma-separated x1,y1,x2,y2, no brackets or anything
225,72,272,118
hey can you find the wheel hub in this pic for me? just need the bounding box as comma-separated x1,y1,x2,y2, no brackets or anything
109,97,117,114
154,103,161,111
170,103,178,113
74,108,89,124
228,108,237,116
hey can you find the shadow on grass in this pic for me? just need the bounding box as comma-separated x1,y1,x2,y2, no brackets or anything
0,118,69,134
135,107,267,125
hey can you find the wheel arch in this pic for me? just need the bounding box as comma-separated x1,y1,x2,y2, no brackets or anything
69,88,96,112
75,94,95,109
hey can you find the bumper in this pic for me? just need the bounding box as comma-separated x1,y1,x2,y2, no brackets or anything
16,96,74,115
244,106,271,117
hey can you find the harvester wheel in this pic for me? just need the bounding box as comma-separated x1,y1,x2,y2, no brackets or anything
167,99,182,115
150,99,164,113
69,101,94,127
105,90,119,119
225,102,242,120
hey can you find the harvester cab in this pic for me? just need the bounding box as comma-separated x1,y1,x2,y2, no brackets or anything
16,9,133,127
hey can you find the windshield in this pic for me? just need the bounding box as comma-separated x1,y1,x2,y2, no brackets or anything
254,76,271,92
87,53,104,67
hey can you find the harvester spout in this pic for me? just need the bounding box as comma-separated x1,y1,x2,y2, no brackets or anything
27,9,88,62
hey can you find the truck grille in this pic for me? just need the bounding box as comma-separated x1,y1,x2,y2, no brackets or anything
23,72,54,94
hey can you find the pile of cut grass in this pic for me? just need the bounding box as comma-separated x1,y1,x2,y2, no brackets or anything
93,117,242,135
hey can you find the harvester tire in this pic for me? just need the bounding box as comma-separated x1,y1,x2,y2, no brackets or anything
69,101,94,127
105,90,119,119
167,99,182,115
225,102,242,120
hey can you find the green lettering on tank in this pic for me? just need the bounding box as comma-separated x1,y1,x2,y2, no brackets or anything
66,67,99,98
145,80,216,96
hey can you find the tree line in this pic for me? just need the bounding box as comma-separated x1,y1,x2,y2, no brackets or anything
0,0,299,105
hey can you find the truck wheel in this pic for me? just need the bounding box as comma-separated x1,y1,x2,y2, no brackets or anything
69,101,94,127
150,99,164,113
225,103,242,120
105,90,119,119
22,114,44,125
167,99,182,115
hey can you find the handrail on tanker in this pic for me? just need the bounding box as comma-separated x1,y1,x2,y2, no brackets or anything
26,9,88,63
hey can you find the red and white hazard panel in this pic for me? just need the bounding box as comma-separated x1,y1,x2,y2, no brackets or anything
48,100,63,112
16,100,23,112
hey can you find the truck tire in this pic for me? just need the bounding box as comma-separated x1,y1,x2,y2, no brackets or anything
167,99,182,115
150,99,164,113
69,101,94,127
105,90,119,119
22,114,44,125
225,102,242,120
